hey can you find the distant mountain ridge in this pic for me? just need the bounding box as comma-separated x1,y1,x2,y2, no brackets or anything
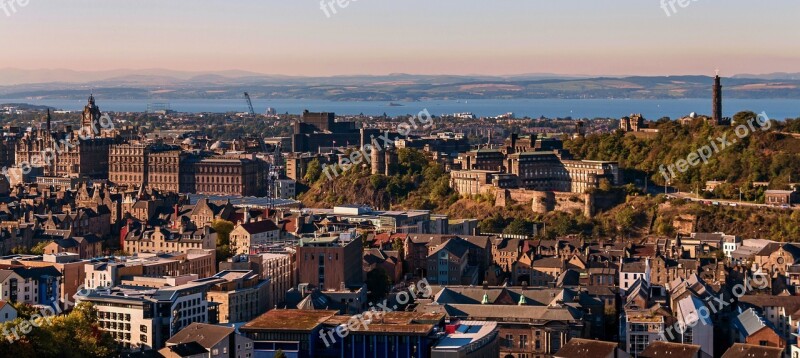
2,69,800,100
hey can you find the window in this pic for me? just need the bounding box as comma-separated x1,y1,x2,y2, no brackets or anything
505,334,514,348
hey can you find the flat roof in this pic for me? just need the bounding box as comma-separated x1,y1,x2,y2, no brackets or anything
241,309,339,332
433,321,496,351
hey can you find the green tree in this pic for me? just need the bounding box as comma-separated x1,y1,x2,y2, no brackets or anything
211,219,235,262
599,178,613,192
366,267,391,302
0,302,117,358
392,237,405,258
478,213,507,234
112,250,131,256
653,216,676,237
616,207,637,230
546,213,579,237
275,350,287,358
11,246,29,255
304,159,323,183
30,241,51,255
504,218,531,236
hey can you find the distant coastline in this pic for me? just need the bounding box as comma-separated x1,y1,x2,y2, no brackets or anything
3,98,799,120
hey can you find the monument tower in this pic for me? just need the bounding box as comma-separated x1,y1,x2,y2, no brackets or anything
712,71,723,125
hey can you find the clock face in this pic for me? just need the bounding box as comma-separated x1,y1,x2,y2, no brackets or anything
778,257,785,265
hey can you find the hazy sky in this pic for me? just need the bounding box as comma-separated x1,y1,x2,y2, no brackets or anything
1,0,799,76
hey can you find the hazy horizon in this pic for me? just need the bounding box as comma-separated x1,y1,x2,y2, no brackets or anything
1,1,799,77
3,67,799,78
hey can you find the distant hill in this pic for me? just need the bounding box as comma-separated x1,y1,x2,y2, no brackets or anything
2,69,800,100
733,72,800,80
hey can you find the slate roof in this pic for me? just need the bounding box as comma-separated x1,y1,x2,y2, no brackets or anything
721,343,783,358
533,257,564,269
8,266,62,279
429,238,471,259
432,286,572,307
422,303,582,322
639,341,701,358
238,219,279,234
732,308,775,337
621,260,648,273
555,338,618,357
166,323,234,349
163,341,208,356
739,295,800,320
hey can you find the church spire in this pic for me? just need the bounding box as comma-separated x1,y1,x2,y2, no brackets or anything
46,108,51,133
82,92,102,136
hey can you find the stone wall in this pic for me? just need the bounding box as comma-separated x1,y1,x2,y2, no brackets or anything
494,188,594,217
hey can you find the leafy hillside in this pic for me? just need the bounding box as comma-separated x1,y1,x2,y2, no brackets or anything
299,148,458,211
297,143,799,241
564,113,800,198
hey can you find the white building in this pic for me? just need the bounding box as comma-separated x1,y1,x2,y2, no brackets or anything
620,258,651,294
76,280,219,350
274,179,296,199
0,267,62,310
161,322,254,358
0,300,18,323
722,234,742,258
84,261,141,289
673,295,713,357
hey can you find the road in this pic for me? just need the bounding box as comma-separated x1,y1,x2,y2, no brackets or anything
666,191,798,210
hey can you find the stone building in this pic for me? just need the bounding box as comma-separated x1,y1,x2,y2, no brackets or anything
291,111,361,153
620,114,645,132
110,143,270,197
456,149,505,171
507,151,620,193
177,154,269,197
123,225,216,255
229,218,280,255
109,142,184,193
202,270,270,324
295,235,363,291
15,97,113,179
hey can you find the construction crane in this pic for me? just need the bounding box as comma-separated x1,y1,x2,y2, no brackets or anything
243,92,255,116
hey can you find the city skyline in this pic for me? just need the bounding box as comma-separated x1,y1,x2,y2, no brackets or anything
1,0,799,77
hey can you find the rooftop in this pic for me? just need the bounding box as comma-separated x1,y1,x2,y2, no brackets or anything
721,343,783,358
166,323,234,349
241,309,339,332
639,341,701,358
555,338,619,357
432,321,497,352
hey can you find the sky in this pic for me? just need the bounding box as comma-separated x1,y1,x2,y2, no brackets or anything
1,0,799,76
